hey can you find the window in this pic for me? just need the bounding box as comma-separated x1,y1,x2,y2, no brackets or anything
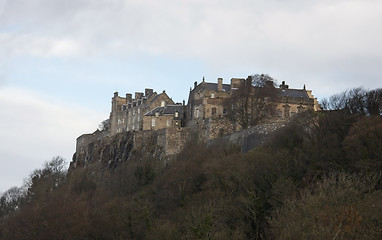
212,107,217,116
167,119,170,127
196,108,200,118
174,111,179,118
211,93,215,98
161,101,165,107
151,118,156,127
223,108,227,115
277,109,282,117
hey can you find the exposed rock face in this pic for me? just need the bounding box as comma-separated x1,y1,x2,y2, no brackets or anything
71,131,135,169
71,122,285,171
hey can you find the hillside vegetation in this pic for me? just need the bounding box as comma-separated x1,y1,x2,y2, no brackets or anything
0,88,381,240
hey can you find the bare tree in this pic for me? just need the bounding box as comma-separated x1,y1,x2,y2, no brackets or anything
322,87,382,116
365,88,382,116
228,74,277,128
0,187,25,217
98,119,110,131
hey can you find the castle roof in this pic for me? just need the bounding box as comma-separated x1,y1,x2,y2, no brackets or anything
144,105,183,119
278,88,310,99
203,82,231,92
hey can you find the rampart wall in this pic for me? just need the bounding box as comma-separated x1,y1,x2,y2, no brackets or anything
208,122,285,153
72,121,284,170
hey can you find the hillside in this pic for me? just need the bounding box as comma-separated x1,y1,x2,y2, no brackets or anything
0,96,381,239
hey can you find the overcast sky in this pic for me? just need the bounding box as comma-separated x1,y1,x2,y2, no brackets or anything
1,0,381,192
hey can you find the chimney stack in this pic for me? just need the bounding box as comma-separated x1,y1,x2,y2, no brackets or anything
280,81,289,90
145,88,153,97
126,93,132,103
135,92,144,100
217,78,223,92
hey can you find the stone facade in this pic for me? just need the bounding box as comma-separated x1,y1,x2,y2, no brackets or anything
110,89,174,135
186,77,232,127
185,77,320,140
143,104,184,131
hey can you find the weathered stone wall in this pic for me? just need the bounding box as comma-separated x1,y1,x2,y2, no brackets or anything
206,118,236,140
72,127,192,170
208,122,285,153
164,127,191,155
72,120,285,171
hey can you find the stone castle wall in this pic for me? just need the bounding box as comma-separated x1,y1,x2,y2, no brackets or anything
208,122,286,153
73,126,192,168
72,120,285,170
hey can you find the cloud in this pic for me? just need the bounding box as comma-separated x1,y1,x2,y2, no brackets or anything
0,87,104,191
2,0,381,62
0,33,84,57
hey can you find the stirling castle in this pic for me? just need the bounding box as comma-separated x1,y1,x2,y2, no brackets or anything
73,76,320,167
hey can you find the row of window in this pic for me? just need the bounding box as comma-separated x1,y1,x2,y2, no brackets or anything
151,118,175,128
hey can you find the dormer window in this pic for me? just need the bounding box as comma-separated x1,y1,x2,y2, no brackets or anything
155,112,160,117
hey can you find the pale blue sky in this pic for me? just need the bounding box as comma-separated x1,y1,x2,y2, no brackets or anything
1,0,382,192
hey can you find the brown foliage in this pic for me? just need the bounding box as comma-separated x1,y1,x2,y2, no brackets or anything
228,74,278,128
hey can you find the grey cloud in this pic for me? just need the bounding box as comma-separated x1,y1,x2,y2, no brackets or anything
1,0,381,94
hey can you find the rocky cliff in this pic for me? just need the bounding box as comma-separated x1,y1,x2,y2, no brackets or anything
71,122,285,171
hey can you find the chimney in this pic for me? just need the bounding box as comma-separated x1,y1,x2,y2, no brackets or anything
135,92,144,100
145,88,153,97
217,78,223,92
126,93,132,103
280,81,289,90
194,81,197,89
230,78,245,90
114,92,118,97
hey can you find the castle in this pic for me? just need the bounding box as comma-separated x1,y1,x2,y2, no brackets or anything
109,76,320,137
75,76,320,163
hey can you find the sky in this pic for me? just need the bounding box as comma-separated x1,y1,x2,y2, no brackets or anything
1,0,381,192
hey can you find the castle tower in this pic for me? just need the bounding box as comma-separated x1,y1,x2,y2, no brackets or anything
110,92,119,134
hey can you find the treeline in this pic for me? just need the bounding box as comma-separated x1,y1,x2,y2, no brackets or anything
0,88,381,239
